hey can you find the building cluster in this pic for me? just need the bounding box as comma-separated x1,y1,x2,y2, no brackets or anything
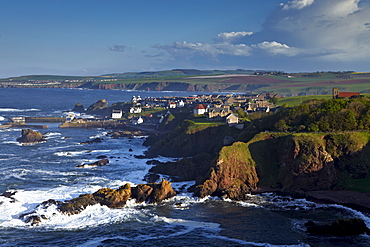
114,93,280,127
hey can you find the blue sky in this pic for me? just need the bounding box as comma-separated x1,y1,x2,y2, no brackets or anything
1,0,370,78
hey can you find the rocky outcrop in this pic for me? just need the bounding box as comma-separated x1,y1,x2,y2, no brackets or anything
76,158,109,168
20,179,176,225
16,129,46,143
86,99,108,115
72,103,85,113
109,130,150,138
194,142,258,200
305,218,370,236
132,179,177,203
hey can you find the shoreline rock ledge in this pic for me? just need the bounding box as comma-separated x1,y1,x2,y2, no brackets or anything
20,179,176,226
16,129,46,144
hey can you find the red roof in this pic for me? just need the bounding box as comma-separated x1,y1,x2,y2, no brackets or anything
338,92,360,98
195,104,206,109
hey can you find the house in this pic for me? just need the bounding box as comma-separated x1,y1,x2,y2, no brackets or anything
193,104,207,115
130,107,142,114
332,88,360,99
226,113,239,125
177,100,185,108
111,110,123,119
132,116,144,125
207,107,230,121
168,102,177,109
255,106,270,113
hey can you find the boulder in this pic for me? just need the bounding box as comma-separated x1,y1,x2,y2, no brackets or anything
72,103,85,113
17,129,46,143
92,183,131,208
77,158,109,168
131,179,176,203
305,218,370,236
59,194,97,215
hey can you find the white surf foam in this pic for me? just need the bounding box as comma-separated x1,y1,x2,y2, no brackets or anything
0,108,40,112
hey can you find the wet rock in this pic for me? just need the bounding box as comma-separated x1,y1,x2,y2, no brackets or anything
305,218,370,236
144,173,160,183
17,129,46,143
77,158,109,168
79,137,102,145
1,191,17,203
97,155,107,159
59,194,97,215
93,183,132,208
132,179,176,204
134,155,147,159
20,180,176,224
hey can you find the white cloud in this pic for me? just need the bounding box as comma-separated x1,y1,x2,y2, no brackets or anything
216,31,253,43
252,41,302,56
282,0,315,10
155,40,252,57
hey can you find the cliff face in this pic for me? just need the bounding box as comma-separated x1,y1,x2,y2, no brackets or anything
277,135,336,191
249,132,370,192
146,126,370,199
194,142,258,200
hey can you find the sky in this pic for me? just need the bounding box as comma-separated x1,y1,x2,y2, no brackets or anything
1,0,370,78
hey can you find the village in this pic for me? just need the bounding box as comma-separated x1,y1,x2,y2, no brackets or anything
59,92,281,130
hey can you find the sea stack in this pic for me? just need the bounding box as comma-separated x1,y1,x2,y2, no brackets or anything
17,129,46,144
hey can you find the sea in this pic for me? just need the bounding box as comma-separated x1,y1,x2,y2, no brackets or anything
0,88,369,246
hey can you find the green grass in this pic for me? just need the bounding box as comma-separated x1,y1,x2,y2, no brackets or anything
277,95,333,107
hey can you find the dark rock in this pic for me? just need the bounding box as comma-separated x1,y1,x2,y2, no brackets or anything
77,158,109,168
72,103,85,113
144,173,160,183
97,155,107,159
17,129,46,143
1,191,17,202
80,137,102,145
134,155,147,159
59,194,97,215
129,148,133,152
306,218,370,236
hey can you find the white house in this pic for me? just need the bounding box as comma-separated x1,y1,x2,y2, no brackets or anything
168,102,177,109
177,100,185,108
111,110,123,119
226,113,239,125
130,107,142,114
193,104,207,115
132,116,144,125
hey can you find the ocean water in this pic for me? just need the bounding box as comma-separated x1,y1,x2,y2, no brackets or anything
0,88,370,246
